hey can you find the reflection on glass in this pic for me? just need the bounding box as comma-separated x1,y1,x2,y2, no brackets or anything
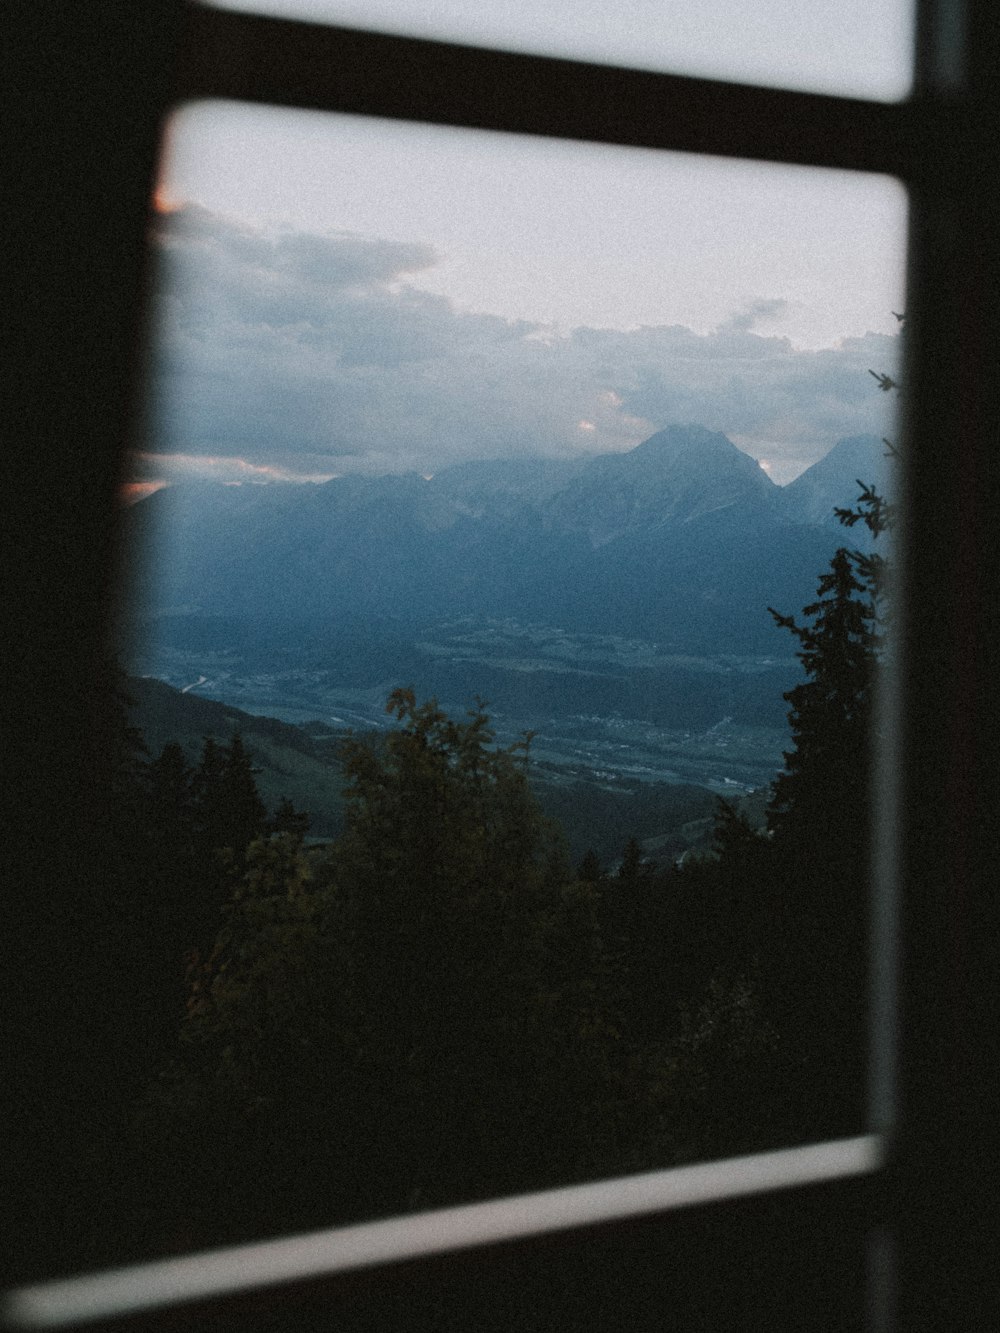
205,0,914,102
116,104,904,1275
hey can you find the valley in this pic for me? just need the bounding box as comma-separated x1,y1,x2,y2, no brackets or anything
131,615,793,796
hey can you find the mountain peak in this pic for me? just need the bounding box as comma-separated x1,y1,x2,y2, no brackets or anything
625,425,775,486
539,424,777,548
631,424,736,456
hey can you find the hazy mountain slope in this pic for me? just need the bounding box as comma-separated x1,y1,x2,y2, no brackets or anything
780,433,891,528
427,455,585,512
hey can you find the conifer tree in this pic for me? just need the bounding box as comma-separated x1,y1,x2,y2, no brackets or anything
191,735,226,851
618,836,645,882
146,741,196,858
577,848,602,882
757,403,897,1138
183,732,269,960
268,794,311,839
191,731,267,865
218,731,268,860
748,349,899,1141
767,336,898,854
767,547,877,854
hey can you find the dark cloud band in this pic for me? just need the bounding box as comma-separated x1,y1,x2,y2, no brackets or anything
143,206,900,486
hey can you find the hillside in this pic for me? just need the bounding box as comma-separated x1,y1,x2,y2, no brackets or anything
127,676,346,838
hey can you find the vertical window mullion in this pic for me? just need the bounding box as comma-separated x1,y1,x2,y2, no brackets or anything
895,0,1000,1324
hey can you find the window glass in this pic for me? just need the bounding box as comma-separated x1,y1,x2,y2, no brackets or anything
203,0,915,102
119,101,904,1267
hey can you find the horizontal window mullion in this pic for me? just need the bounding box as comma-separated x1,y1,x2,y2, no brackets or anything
4,1136,881,1330
177,2,914,176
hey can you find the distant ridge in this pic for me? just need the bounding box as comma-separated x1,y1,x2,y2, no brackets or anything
127,425,876,656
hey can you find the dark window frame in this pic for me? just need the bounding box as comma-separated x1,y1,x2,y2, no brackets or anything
6,1,998,1326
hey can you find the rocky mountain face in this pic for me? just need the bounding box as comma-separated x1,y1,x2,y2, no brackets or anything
538,425,780,547
779,433,892,530
126,427,889,657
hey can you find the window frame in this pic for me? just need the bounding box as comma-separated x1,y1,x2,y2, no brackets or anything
5,0,998,1327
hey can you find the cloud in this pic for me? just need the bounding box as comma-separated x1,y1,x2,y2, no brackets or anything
131,450,337,487
718,297,789,334
140,207,901,486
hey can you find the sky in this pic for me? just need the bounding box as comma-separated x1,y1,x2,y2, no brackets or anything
136,2,910,496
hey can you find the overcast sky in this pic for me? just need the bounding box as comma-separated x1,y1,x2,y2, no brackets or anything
138,4,910,495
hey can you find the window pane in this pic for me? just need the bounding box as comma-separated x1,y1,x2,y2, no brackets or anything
115,102,904,1271
203,0,915,102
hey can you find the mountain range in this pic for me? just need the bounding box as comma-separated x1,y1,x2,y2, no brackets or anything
127,425,891,658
